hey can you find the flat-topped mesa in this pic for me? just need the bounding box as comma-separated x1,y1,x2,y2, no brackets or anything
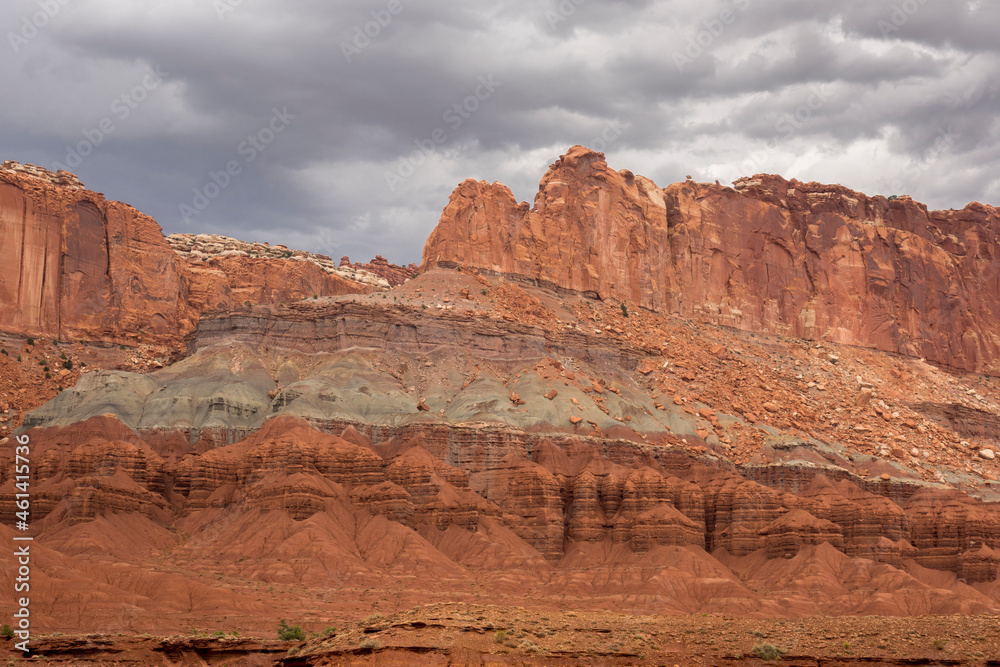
422,146,1000,375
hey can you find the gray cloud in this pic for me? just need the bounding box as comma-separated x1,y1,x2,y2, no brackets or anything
1,0,997,264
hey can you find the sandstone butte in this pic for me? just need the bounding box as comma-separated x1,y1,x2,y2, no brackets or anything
0,161,410,348
422,145,1000,376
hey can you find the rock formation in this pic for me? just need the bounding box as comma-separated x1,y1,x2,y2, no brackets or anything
5,410,1000,630
0,165,197,345
422,146,1000,375
339,254,419,287
2,149,1000,642
0,164,384,346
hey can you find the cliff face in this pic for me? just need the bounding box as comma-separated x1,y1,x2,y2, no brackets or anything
422,146,1000,375
0,167,196,344
0,165,386,345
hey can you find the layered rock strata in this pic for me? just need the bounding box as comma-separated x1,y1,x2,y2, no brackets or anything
422,146,1000,375
5,415,1000,598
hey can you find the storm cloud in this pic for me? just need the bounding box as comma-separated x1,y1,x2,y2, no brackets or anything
2,0,998,263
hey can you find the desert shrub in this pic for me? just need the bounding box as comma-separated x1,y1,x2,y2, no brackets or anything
359,637,381,649
751,642,786,660
495,630,507,643
932,638,947,651
277,619,305,641
26,338,34,346
519,639,541,653
63,359,73,370
620,302,629,318
1,624,14,638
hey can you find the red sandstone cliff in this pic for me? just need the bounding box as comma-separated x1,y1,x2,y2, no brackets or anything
0,165,197,345
0,164,378,344
421,146,1000,375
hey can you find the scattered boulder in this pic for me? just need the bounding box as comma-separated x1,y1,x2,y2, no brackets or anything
637,359,658,375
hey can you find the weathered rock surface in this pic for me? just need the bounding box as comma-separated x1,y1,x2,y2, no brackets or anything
169,233,384,313
0,164,378,345
761,509,845,558
5,410,1000,633
422,146,1000,375
339,254,419,287
3,154,1000,637
0,165,196,345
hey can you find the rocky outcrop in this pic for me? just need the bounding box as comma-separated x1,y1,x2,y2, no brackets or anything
0,165,197,345
339,254,419,287
1,160,84,189
761,509,845,558
421,146,1000,375
168,234,387,314
904,488,1000,573
0,165,379,345
911,401,1000,441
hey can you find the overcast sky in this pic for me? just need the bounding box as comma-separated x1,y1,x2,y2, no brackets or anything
2,0,998,264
